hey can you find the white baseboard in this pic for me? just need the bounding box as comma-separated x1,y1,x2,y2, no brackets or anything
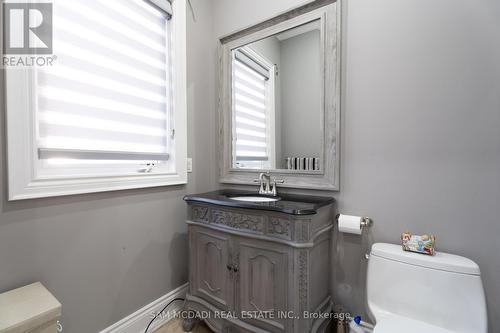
99,283,188,333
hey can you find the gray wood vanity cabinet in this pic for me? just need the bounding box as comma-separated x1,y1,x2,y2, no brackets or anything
183,191,335,333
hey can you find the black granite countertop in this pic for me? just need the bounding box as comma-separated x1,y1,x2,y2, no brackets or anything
183,189,335,215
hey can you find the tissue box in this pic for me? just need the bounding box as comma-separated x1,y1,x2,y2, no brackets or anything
401,232,436,256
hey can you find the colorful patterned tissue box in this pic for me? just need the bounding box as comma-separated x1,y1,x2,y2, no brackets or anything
401,231,436,256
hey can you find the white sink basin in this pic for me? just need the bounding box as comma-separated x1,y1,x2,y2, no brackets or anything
230,196,280,203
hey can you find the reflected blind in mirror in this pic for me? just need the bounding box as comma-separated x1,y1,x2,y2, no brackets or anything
36,0,172,175
233,49,272,169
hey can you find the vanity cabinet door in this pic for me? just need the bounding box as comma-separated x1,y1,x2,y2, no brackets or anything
235,238,291,333
190,226,234,310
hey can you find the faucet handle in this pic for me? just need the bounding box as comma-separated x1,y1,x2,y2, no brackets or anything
270,178,284,196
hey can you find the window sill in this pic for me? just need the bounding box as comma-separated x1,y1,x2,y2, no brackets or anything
8,172,187,200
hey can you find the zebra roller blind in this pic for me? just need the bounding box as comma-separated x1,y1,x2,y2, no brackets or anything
232,49,272,169
36,0,172,174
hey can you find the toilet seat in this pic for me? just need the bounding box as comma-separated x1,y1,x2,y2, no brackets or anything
373,314,456,333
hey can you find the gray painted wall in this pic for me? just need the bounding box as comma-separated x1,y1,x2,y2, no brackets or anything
280,30,322,160
0,0,217,332
213,0,500,332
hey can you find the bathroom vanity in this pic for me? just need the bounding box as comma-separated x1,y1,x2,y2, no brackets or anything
183,190,335,333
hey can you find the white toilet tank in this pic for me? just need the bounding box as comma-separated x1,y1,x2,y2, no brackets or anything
367,243,487,333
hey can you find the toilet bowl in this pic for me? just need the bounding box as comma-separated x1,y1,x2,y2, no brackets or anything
366,243,487,333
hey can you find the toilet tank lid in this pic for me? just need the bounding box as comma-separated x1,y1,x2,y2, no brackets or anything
371,243,481,275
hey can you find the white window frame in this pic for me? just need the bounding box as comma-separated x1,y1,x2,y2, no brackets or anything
3,0,187,200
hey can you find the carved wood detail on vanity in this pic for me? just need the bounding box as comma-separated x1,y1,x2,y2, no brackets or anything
189,205,330,244
192,206,209,223
211,209,264,234
298,250,309,313
296,220,311,243
267,217,292,240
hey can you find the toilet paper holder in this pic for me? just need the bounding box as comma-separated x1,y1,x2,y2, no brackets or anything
335,214,373,260
335,214,373,229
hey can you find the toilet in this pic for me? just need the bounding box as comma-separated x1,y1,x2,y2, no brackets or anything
366,243,487,333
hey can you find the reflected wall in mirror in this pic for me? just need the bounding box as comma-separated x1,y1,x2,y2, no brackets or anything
232,21,323,171
219,0,340,190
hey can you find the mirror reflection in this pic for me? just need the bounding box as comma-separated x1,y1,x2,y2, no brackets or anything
231,20,322,171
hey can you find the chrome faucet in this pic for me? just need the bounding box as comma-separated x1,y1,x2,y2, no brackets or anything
254,171,284,196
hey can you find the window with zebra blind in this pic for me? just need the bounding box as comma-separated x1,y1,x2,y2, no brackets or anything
232,48,275,169
5,0,188,200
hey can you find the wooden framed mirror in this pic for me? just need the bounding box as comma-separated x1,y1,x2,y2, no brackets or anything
218,0,341,190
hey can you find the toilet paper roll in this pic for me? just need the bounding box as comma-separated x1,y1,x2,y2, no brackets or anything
338,214,363,235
